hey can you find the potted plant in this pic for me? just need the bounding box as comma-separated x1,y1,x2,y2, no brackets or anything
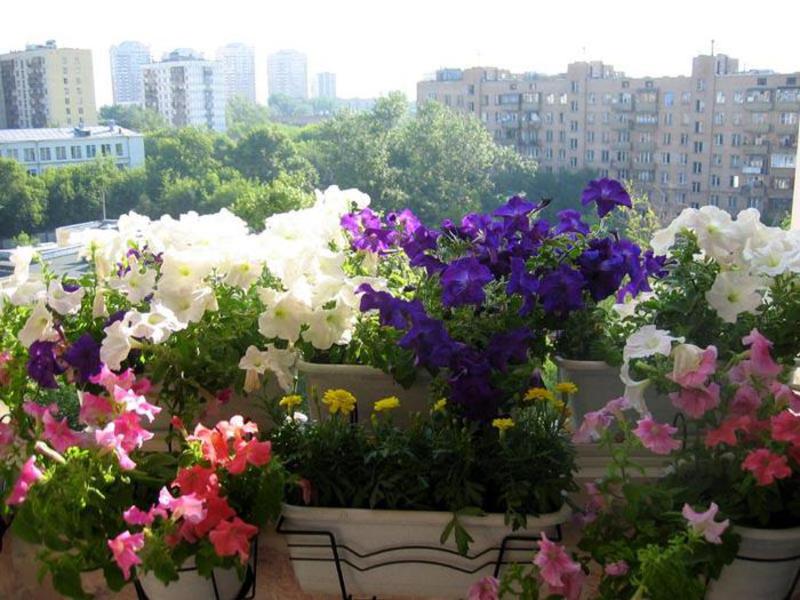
121,415,284,600
267,384,576,599
343,177,664,424
575,326,800,599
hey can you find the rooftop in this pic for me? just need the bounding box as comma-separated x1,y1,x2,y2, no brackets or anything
0,126,142,143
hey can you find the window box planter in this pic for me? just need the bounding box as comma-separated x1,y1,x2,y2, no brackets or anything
555,357,678,425
297,360,432,425
707,523,800,600
278,502,571,599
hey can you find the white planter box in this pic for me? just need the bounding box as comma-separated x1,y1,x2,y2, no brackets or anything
279,502,571,599
297,361,432,426
707,523,800,600
136,554,255,600
555,357,678,426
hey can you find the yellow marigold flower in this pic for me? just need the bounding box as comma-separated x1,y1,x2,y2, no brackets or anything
374,396,400,412
555,382,579,395
492,418,515,431
523,387,554,403
279,395,303,409
322,389,357,415
432,398,447,412
551,399,573,417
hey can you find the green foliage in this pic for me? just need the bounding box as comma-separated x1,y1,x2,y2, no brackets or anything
0,158,47,237
268,392,575,553
225,96,272,138
99,104,168,132
225,125,317,187
606,181,662,248
268,93,313,119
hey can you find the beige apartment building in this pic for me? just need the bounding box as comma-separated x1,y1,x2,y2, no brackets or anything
418,55,799,222
0,41,97,129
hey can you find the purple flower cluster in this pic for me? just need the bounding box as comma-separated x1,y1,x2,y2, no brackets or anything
27,341,65,389
349,178,664,420
63,334,102,383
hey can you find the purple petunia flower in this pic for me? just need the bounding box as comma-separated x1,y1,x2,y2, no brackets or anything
447,350,500,421
63,334,102,383
554,210,590,236
487,329,532,372
537,265,586,315
27,341,65,389
493,196,537,220
399,313,459,370
577,238,627,302
358,284,421,330
341,208,398,254
580,178,632,218
105,310,127,328
440,257,493,307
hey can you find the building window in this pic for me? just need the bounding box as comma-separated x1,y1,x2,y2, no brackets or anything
710,195,719,206
40,147,52,161
55,146,66,160
664,92,675,107
730,175,739,188
770,153,796,169
696,79,706,91
601,150,610,162
711,174,721,187
569,139,578,150
661,152,671,164
115,143,124,157
87,145,97,158
23,148,36,162
694,141,704,153
664,113,673,126
692,161,703,174
663,133,672,145
586,149,595,162
586,131,595,143
569,157,577,168
713,133,724,146
715,91,726,104
692,182,701,192
734,91,744,104
728,196,737,208
730,155,741,168
694,121,703,133
780,112,799,125
712,154,723,166
695,99,705,113
660,171,669,184
731,133,742,147
678,172,687,184
680,153,688,165
714,112,725,125
71,146,82,159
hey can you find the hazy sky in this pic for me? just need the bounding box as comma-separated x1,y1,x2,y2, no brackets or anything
1,0,799,106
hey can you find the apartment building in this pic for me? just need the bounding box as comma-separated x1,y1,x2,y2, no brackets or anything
0,41,98,129
0,125,145,175
216,43,256,103
142,49,226,132
268,50,308,99
418,55,799,221
110,41,151,105
316,72,337,99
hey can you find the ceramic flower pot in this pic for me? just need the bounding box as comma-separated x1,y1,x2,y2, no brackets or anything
279,502,571,599
297,360,432,426
135,553,256,600
706,523,800,600
555,357,679,426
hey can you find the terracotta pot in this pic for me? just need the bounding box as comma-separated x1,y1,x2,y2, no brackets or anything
707,523,800,600
280,502,570,599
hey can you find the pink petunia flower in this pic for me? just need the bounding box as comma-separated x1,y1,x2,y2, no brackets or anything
669,383,720,419
42,410,82,453
742,448,793,485
467,576,500,600
172,465,219,497
0,422,15,449
705,416,752,448
533,531,581,588
0,351,11,386
22,401,56,421
6,455,43,506
159,488,207,524
682,502,730,544
604,560,630,576
572,409,614,443
78,391,114,426
633,417,681,455
770,411,800,446
670,344,717,388
107,531,144,580
208,517,259,562
771,382,800,412
729,384,762,416
742,329,782,379
548,568,586,600
191,493,236,538
227,439,272,475
90,365,136,394
114,386,161,423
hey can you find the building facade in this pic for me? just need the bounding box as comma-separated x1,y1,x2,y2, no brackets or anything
0,125,145,175
316,72,337,99
268,50,308,99
142,49,226,132
216,43,256,103
0,41,98,129
109,41,151,105
418,55,799,222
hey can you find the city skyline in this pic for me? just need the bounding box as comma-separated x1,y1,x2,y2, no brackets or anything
1,0,799,107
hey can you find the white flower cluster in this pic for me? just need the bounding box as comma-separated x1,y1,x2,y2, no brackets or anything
651,206,800,323
52,186,379,391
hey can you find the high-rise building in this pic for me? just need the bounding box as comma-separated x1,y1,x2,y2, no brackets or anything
0,40,97,129
316,72,337,99
141,49,226,132
267,50,308,99
109,41,151,105
418,55,800,222
216,43,256,103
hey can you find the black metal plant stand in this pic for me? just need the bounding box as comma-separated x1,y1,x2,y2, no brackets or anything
133,541,258,600
277,515,563,600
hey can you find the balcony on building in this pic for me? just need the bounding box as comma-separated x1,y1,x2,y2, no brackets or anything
775,88,800,110
744,89,773,111
744,122,772,135
612,141,632,151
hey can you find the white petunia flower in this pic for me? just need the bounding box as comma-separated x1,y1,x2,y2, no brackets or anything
302,303,356,350
18,301,58,348
128,304,186,344
619,363,652,416
10,246,36,282
46,280,85,315
92,286,108,318
100,318,134,371
157,285,218,325
262,344,300,391
9,279,47,307
705,271,764,324
110,268,157,304
257,292,311,343
623,325,684,362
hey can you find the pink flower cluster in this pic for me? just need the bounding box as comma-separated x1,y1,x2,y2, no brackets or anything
533,533,585,600
572,396,631,444
668,344,720,418
108,416,269,581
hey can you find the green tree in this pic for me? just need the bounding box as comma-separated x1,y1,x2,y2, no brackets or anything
268,94,312,119
40,159,121,228
229,172,313,230
606,181,662,247
227,126,317,187
99,105,168,132
225,97,272,138
144,128,223,199
0,158,47,238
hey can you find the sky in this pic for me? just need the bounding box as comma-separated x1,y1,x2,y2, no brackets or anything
1,0,799,106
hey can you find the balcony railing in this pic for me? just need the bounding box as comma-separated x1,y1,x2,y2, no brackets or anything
744,123,771,134
635,101,658,114
612,141,632,151
744,100,773,111
775,122,799,135
611,102,633,112
742,143,769,155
